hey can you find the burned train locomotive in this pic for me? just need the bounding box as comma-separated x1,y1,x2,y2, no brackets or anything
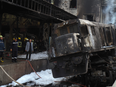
48,19,116,86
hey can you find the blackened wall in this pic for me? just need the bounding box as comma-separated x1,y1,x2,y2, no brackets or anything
77,0,101,22
56,0,104,22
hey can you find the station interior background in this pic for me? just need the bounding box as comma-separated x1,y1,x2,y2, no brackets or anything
1,13,46,52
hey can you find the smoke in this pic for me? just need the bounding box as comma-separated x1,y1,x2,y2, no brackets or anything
104,0,116,24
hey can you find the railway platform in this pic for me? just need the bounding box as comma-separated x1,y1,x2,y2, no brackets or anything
0,57,48,85
0,57,25,65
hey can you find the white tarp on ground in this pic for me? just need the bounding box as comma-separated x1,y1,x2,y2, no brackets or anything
1,51,69,87
17,51,48,60
1,69,66,87
112,80,116,87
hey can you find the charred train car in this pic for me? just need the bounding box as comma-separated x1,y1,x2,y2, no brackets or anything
49,19,116,86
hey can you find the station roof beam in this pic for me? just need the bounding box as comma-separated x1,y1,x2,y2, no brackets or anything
0,0,77,23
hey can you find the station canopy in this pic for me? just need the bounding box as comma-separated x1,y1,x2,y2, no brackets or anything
0,0,77,23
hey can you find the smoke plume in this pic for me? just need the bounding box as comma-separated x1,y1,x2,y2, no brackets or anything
104,0,116,24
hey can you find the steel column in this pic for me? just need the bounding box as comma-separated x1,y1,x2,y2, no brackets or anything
0,12,2,35
0,1,3,35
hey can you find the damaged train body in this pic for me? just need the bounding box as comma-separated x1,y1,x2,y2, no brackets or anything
49,19,116,86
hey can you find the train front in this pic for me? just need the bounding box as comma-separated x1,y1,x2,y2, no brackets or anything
49,19,89,78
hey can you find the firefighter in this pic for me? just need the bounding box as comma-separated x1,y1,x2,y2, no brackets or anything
24,37,28,42
24,37,29,43
10,37,18,62
18,37,22,53
0,35,5,63
33,40,38,53
31,39,34,48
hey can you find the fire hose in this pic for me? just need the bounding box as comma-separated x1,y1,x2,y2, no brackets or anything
0,60,87,87
0,65,29,87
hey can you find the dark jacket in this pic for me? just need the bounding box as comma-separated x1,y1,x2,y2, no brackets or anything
11,41,18,51
0,39,5,51
34,42,37,50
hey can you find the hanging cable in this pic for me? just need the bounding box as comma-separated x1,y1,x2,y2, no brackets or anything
2,57,87,87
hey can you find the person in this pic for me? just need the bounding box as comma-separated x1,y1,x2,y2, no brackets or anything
33,40,38,53
0,35,5,63
10,37,18,62
18,37,22,53
23,37,29,52
25,38,34,60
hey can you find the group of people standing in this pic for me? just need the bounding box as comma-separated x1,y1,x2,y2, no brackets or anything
0,35,34,63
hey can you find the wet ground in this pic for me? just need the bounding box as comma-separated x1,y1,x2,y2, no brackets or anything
0,57,26,65
4,84,80,87
2,76,81,87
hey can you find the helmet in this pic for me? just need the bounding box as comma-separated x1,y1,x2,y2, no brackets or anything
13,37,17,40
18,37,21,40
13,38,15,40
26,38,29,40
0,35,3,38
24,38,27,41
24,37,28,41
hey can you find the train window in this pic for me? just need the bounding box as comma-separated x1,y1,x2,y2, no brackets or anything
99,27,105,46
105,27,113,45
69,24,78,33
87,15,94,21
54,0,60,6
83,15,94,21
91,26,96,35
59,26,68,35
80,25,88,37
70,0,77,8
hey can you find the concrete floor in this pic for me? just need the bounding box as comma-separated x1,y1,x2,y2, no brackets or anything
0,57,48,85
0,57,26,65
